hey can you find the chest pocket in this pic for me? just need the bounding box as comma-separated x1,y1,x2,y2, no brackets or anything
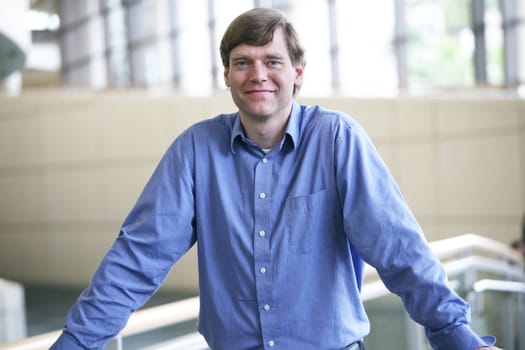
285,188,332,254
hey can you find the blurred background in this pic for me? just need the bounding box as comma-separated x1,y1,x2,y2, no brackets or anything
1,0,524,95
0,0,524,349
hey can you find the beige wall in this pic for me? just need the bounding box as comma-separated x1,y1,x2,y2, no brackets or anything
0,93,524,292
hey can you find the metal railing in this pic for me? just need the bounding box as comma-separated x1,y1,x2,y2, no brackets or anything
0,297,201,350
469,279,525,350
0,279,26,343
0,233,523,350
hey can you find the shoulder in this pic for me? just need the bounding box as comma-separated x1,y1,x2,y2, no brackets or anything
186,113,237,135
164,113,237,159
173,113,236,144
298,103,367,138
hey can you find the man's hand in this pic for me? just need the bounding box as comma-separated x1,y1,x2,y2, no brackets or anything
477,347,502,350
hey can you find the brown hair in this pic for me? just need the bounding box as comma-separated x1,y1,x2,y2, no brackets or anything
220,8,305,68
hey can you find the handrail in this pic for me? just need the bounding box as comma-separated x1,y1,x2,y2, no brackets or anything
140,332,208,350
363,233,524,279
430,233,523,265
118,296,199,337
443,255,524,280
0,297,200,350
0,331,61,350
361,255,524,302
473,279,525,294
1,233,523,350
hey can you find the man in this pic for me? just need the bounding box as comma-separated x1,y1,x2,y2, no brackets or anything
51,8,499,350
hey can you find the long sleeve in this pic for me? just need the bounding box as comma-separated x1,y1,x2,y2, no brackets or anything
333,116,494,350
50,134,197,350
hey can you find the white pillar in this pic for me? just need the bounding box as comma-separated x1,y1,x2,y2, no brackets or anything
125,0,173,87
59,0,107,89
517,0,525,88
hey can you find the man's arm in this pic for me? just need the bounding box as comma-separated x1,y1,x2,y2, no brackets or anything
50,136,197,349
333,116,498,349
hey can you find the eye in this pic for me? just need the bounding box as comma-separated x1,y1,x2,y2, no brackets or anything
233,59,250,68
267,59,284,68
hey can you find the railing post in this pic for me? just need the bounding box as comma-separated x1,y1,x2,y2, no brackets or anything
404,313,427,350
518,293,525,350
106,336,123,350
502,294,515,349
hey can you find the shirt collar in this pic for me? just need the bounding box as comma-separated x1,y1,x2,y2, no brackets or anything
230,100,300,154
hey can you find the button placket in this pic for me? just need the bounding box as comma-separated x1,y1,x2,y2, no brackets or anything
253,155,277,348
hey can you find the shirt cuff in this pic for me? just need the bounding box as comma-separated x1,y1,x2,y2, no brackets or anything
428,324,496,350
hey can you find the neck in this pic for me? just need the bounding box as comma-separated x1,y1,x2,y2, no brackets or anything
240,103,292,149
240,113,289,149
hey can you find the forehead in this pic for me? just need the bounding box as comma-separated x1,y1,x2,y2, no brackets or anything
230,28,290,60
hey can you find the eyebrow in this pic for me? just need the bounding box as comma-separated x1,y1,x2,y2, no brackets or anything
231,53,286,61
266,54,286,60
231,55,249,62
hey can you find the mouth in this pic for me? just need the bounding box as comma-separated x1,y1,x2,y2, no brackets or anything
245,89,274,96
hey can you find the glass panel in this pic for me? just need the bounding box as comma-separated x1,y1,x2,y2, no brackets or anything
288,0,332,96
471,290,525,350
405,0,474,91
105,3,130,87
175,0,213,95
336,1,398,97
484,0,504,85
364,295,410,349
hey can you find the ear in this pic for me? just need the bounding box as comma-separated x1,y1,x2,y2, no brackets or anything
224,67,230,87
294,63,305,86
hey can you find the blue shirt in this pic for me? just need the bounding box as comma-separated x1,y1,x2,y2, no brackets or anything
51,101,494,350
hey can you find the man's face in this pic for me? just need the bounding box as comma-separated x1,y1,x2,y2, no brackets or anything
224,28,304,123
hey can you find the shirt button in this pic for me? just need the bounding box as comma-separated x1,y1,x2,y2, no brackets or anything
268,340,275,347
262,157,268,163
260,267,266,274
259,192,266,199
259,230,266,237
263,304,270,311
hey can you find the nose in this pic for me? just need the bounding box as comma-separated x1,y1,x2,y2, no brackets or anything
250,61,267,83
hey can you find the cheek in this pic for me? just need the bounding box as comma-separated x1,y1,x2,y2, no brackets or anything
227,75,247,90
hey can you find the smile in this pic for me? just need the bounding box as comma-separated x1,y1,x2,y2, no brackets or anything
246,89,274,95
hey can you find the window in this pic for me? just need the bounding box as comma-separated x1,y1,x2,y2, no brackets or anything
52,0,523,96
102,0,130,87
405,0,475,91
